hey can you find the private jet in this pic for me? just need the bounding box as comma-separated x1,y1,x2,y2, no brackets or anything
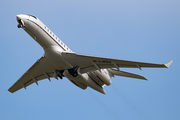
8,14,172,94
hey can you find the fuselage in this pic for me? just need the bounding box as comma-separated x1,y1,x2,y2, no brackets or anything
16,14,112,94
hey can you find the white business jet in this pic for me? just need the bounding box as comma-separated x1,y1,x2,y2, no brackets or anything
8,14,172,94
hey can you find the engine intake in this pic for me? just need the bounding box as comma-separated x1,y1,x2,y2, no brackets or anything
68,66,79,77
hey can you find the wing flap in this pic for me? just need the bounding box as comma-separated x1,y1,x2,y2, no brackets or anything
107,68,147,80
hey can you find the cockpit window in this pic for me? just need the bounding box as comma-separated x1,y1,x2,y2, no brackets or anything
26,14,37,19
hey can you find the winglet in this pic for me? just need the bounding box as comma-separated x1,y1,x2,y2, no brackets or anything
164,60,173,68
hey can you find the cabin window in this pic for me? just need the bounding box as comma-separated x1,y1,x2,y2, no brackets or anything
30,15,37,19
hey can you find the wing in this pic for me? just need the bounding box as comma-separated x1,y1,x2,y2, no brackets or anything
61,52,172,73
8,55,56,93
9,52,172,93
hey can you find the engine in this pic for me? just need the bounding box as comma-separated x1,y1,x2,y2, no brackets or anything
63,70,87,90
88,69,112,86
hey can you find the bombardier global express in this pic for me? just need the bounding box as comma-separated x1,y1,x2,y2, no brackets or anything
8,14,172,94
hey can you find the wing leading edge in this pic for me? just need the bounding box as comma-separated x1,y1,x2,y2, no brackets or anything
8,56,55,93
61,52,173,74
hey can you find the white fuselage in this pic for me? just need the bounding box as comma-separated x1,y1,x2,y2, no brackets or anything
16,14,112,94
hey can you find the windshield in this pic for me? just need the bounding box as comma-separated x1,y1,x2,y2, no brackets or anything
26,14,37,19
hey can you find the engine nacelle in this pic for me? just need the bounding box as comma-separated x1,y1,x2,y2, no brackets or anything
68,66,79,77
90,69,111,86
69,80,87,90
63,70,87,90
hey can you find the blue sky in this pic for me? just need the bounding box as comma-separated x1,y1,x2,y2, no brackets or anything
0,0,179,120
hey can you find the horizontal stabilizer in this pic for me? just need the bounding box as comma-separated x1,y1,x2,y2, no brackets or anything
107,69,147,80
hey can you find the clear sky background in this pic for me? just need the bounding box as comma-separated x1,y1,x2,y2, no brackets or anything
0,0,179,120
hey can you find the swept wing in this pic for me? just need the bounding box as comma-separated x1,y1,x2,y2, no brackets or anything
8,56,55,93
61,52,172,74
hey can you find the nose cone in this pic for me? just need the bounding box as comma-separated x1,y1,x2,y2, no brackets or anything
16,14,26,28
16,14,28,21
16,14,23,20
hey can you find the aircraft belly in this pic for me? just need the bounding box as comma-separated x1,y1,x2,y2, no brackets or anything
44,48,72,70
25,19,59,49
24,20,45,47
35,27,60,49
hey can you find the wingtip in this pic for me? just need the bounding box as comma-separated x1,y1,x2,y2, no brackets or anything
8,88,13,93
164,60,173,68
140,76,148,80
